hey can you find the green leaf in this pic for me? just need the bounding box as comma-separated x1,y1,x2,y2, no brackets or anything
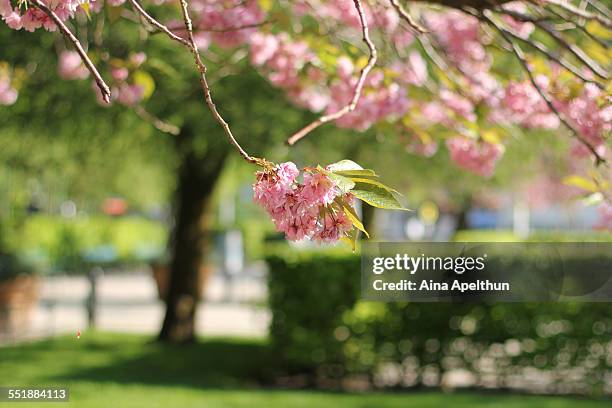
352,183,408,211
334,169,378,177
326,159,363,172
133,71,155,100
335,197,368,238
348,177,400,194
320,168,355,194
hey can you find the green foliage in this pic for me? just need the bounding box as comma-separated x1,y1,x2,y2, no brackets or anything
0,333,607,407
0,251,37,282
12,215,167,273
267,249,360,373
452,229,612,243
266,250,611,394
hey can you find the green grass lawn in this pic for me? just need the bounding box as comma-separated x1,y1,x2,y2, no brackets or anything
0,332,608,408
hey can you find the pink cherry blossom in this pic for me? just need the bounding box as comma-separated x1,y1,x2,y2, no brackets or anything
446,136,505,178
2,0,90,32
558,84,609,158
302,171,340,206
116,84,144,106
253,162,357,242
501,2,534,39
190,0,264,48
111,68,129,81
0,73,18,105
314,211,353,243
58,51,89,80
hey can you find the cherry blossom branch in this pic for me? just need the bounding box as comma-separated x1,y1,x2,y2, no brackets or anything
539,0,612,28
480,11,606,166
128,0,259,165
491,8,606,89
163,20,272,33
177,0,259,164
128,0,190,46
388,0,427,33
286,0,377,146
531,19,608,80
31,0,111,103
544,5,609,48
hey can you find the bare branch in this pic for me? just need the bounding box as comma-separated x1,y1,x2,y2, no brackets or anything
541,5,610,48
540,0,612,28
491,8,606,89
31,0,111,103
128,0,190,47
389,0,427,34
128,0,259,164
287,0,378,146
481,11,606,165
134,105,180,135
177,0,259,164
532,19,608,80
163,19,272,33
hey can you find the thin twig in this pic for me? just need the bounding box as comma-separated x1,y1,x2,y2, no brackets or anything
134,105,181,135
481,11,606,166
163,20,272,33
129,0,258,164
32,0,111,103
541,0,612,28
540,5,610,48
287,0,378,146
533,20,608,80
177,0,258,164
388,0,427,34
128,0,190,46
491,8,605,89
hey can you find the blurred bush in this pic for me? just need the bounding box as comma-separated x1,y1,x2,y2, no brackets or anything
267,249,611,395
453,229,612,242
11,215,167,273
0,251,37,281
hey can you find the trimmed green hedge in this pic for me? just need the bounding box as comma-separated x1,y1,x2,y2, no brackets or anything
266,250,611,395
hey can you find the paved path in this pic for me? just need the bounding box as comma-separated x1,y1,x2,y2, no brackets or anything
2,266,269,344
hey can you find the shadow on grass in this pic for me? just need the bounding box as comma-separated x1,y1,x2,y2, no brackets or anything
38,334,276,388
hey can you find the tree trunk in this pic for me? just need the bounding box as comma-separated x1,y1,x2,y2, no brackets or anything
158,129,228,343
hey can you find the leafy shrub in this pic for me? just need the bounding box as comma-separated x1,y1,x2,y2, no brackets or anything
266,249,612,395
11,214,167,273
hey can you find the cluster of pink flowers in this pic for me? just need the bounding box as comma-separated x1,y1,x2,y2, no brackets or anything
500,2,535,38
326,62,410,131
446,136,505,178
0,66,18,105
93,53,147,107
253,162,354,242
292,0,399,32
249,33,316,89
249,32,333,112
557,84,610,158
427,11,489,77
1,0,89,32
189,0,264,49
502,77,559,129
58,51,89,80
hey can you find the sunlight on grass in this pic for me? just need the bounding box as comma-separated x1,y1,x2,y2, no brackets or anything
0,332,608,408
